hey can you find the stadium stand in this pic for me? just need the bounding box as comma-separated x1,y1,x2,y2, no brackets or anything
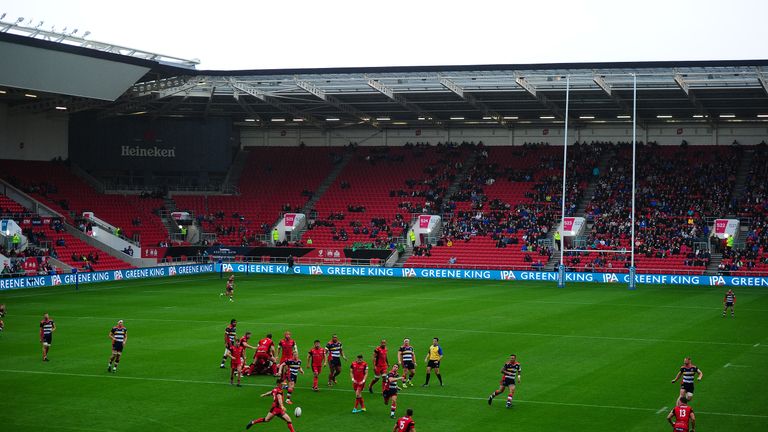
173,147,337,246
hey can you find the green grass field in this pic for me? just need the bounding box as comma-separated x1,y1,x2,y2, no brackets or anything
1,274,767,431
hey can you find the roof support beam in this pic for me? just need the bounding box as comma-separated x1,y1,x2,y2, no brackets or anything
294,79,380,128
233,90,263,122
203,86,216,117
593,74,631,114
758,72,768,96
229,80,326,129
366,77,441,125
438,76,505,125
514,74,563,119
674,72,710,117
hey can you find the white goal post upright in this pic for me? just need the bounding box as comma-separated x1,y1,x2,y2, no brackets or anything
557,75,570,288
628,74,638,290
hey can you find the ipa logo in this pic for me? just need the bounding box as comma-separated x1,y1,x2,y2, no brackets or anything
500,271,516,280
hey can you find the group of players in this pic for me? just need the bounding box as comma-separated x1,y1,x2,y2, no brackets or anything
218,317,459,430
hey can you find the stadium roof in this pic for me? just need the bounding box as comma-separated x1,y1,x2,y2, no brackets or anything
2,28,768,129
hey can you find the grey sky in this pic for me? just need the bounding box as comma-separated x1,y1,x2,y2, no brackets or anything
2,0,766,70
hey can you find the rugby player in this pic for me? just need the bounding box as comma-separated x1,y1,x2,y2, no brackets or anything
107,320,127,372
350,354,369,413
393,408,415,432
220,319,237,368
278,331,298,364
667,397,696,432
723,289,736,317
307,339,326,391
383,364,404,418
39,313,56,361
325,334,347,387
255,333,277,376
221,275,235,301
671,357,703,401
369,339,388,393
278,353,304,405
245,384,297,432
398,339,416,387
228,341,245,386
488,354,521,408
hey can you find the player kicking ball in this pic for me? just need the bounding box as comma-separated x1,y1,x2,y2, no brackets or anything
383,364,404,418
350,354,369,413
488,354,521,408
107,320,127,372
245,384,297,432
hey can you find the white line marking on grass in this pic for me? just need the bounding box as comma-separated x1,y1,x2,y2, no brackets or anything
656,406,668,414
725,362,731,368
724,363,750,368
2,368,766,418
755,343,761,347
528,300,768,313
11,315,757,347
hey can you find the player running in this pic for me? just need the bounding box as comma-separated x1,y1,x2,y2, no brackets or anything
369,339,389,393
383,364,404,418
667,397,696,431
228,341,245,386
278,331,298,365
398,338,416,387
488,354,521,408
245,384,297,432
307,339,326,391
671,357,703,401
279,353,304,405
422,337,443,387
107,320,128,372
256,333,278,376
723,289,736,318
393,409,415,432
350,354,369,413
325,334,347,387
221,319,238,368
221,274,235,301
39,313,56,361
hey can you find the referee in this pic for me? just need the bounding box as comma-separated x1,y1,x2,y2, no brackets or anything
422,337,443,387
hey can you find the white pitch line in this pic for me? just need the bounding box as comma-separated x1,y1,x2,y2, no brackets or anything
656,406,669,414
724,362,732,368
1,369,766,418
755,343,761,347
9,314,758,347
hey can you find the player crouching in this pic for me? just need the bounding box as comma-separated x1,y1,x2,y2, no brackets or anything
108,320,127,372
246,384,297,432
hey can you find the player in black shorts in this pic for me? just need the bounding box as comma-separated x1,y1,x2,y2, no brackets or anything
723,289,736,318
383,364,404,418
671,357,703,402
108,320,128,372
39,313,56,361
325,334,346,387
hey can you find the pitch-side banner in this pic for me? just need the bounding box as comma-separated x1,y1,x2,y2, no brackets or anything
0,264,214,291
215,263,768,287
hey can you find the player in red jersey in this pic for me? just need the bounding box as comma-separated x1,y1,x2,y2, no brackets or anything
254,333,277,375
350,354,369,413
245,385,297,432
488,354,521,408
278,331,298,364
383,364,404,418
393,409,415,432
307,339,326,391
723,289,736,318
228,341,245,386
667,397,696,432
238,332,257,365
221,319,238,368
39,313,56,361
221,275,235,302
369,339,388,393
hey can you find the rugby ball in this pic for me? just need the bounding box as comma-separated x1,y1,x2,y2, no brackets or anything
294,407,302,417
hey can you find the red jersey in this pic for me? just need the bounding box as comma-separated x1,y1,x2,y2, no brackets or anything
279,338,296,361
395,416,415,432
374,346,388,367
350,360,368,381
230,345,244,365
257,337,274,354
671,404,693,431
309,347,325,366
270,387,284,410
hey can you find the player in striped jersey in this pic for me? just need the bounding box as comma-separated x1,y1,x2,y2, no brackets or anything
220,319,238,368
325,334,346,387
671,357,703,401
39,313,56,361
383,364,404,418
722,289,736,317
107,320,128,372
398,339,416,387
279,353,304,404
488,354,521,408
221,274,235,302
